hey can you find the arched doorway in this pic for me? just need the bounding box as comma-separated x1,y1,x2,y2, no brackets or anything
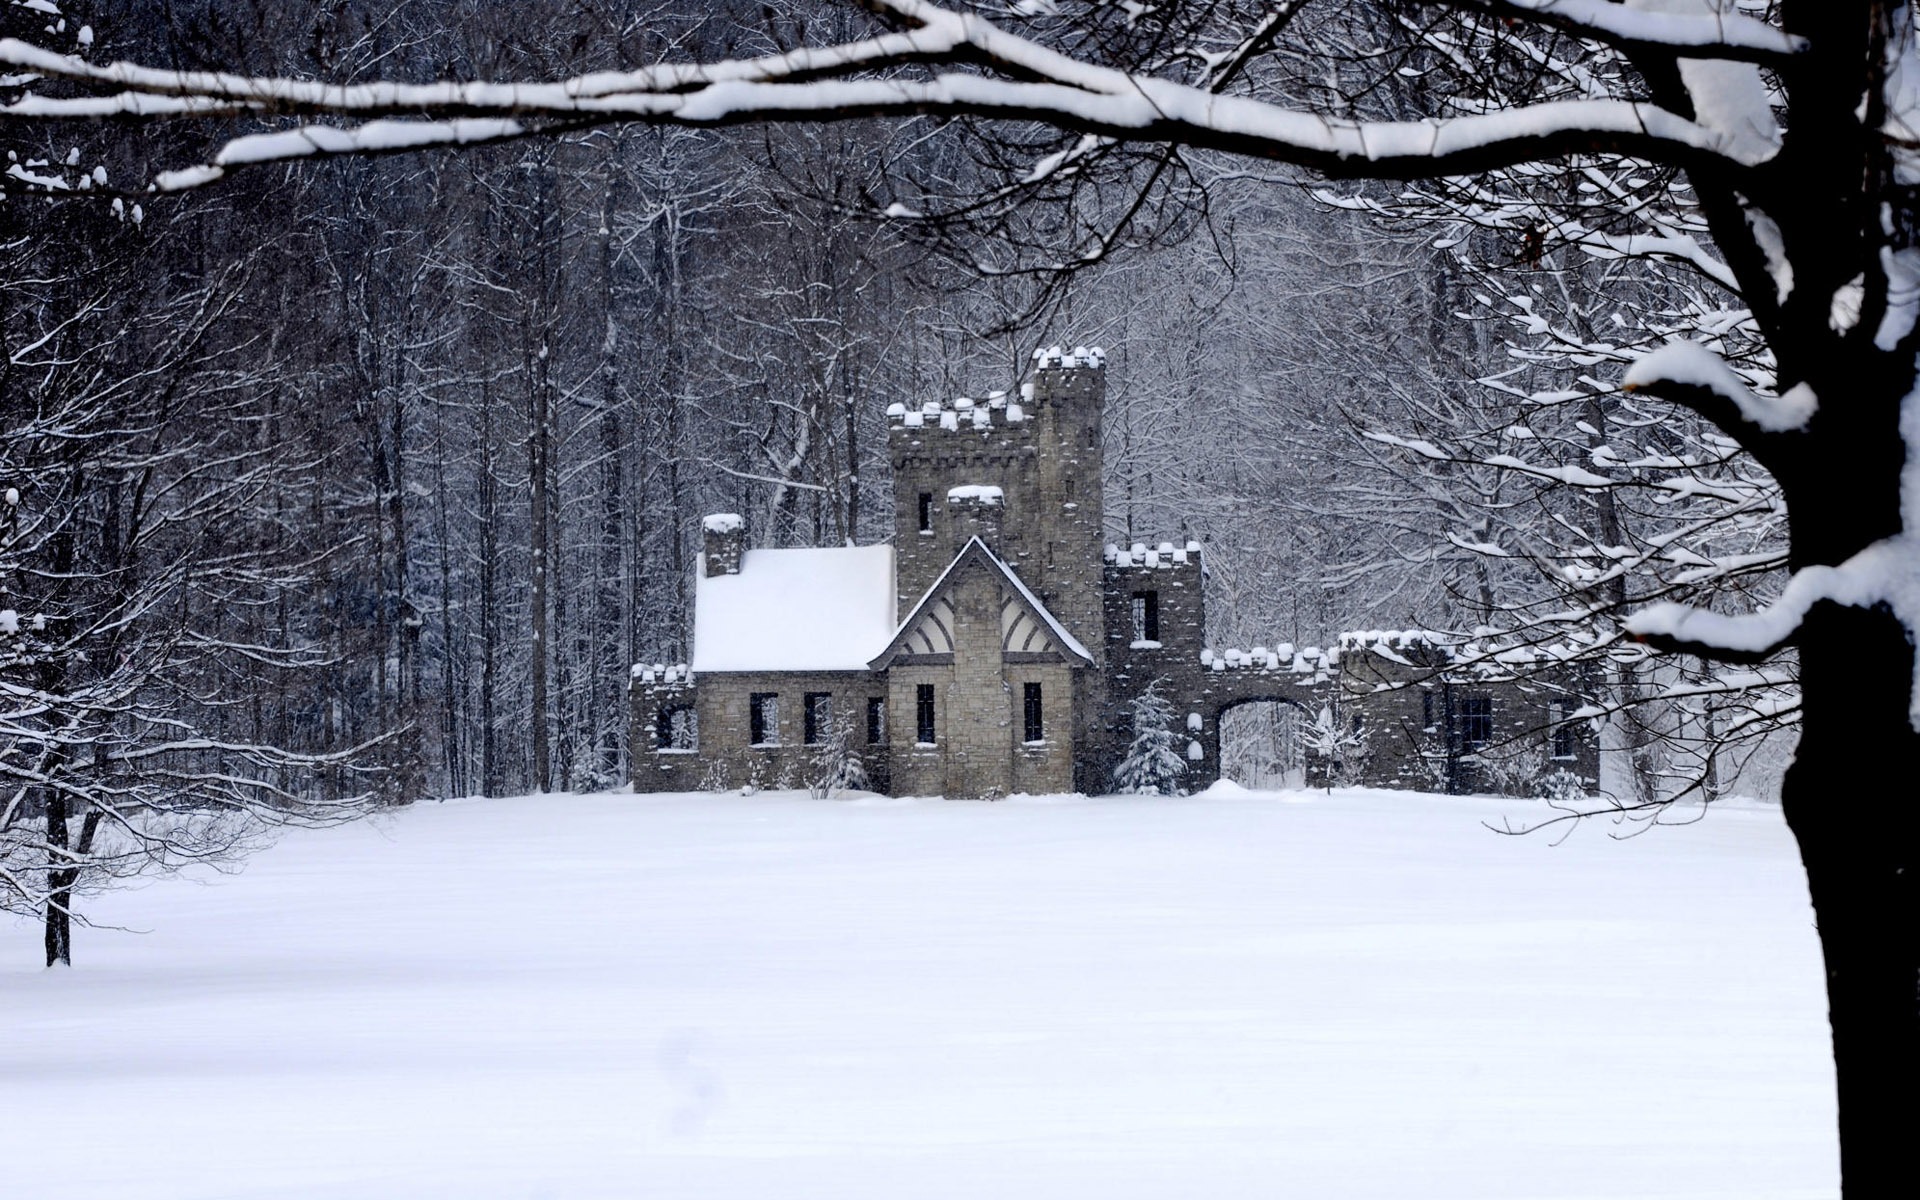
1218,698,1310,790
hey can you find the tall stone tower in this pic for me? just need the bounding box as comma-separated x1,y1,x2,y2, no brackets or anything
885,345,1107,662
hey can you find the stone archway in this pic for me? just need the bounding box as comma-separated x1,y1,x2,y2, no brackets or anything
1213,695,1316,791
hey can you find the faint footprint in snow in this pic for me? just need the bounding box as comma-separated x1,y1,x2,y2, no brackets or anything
657,1028,723,1137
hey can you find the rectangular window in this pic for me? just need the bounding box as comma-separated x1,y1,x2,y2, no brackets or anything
1131,590,1160,643
658,705,698,752
1460,696,1493,752
749,692,779,746
867,696,887,745
803,692,832,745
916,683,937,745
1023,682,1044,743
1552,699,1579,759
917,492,933,533
1421,690,1436,733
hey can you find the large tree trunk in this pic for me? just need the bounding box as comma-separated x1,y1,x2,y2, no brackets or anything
1776,343,1918,1197
1784,602,1920,1195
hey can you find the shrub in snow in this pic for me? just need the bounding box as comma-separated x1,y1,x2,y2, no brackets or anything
1483,742,1547,797
809,716,870,799
1113,680,1188,796
1303,705,1369,792
1536,769,1592,805
698,758,732,794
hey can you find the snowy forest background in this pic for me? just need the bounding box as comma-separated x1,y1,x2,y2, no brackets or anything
2,0,1796,815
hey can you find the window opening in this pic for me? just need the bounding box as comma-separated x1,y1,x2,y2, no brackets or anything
749,692,779,746
804,692,832,745
1023,682,1044,743
1131,590,1160,643
658,705,698,752
917,492,933,533
1460,696,1493,752
1552,698,1579,760
867,697,887,745
916,684,937,745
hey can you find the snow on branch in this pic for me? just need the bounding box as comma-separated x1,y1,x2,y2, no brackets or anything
1631,376,1920,726
1469,0,1806,62
0,0,1794,188
1623,341,1816,433
152,119,527,190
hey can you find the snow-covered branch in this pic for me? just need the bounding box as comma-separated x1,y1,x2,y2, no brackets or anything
0,0,1791,189
1622,341,1816,436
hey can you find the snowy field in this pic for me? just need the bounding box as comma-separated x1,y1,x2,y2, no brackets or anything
2,787,1836,1200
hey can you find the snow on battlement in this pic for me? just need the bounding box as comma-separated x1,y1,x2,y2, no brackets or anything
1199,643,1334,680
947,484,1004,505
887,390,1025,432
701,513,744,535
1105,540,1202,569
631,662,692,687
1032,344,1106,370
1337,628,1598,675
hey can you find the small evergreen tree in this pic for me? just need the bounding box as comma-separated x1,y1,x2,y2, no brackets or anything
809,715,870,799
1113,681,1187,796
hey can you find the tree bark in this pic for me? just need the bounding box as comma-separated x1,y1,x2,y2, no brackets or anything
1785,602,1920,1195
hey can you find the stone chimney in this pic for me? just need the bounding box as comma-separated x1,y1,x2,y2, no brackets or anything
702,513,746,577
947,485,1004,554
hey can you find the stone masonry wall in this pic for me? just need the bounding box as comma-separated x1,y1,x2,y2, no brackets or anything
631,669,892,794
1337,636,1600,795
1098,546,1209,791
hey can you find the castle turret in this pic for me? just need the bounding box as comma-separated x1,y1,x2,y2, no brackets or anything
885,345,1106,661
1025,345,1106,664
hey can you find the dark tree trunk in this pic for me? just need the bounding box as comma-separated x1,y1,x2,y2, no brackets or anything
1774,345,1917,1198
43,804,99,968
1784,602,1920,1196
43,793,70,967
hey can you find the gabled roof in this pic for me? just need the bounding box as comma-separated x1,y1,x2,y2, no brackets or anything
868,537,1093,670
691,544,896,673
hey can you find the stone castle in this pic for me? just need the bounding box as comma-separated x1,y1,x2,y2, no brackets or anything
631,345,1598,798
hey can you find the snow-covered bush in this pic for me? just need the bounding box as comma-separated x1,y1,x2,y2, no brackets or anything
809,716,869,799
1303,706,1369,791
1535,769,1593,805
1113,681,1187,796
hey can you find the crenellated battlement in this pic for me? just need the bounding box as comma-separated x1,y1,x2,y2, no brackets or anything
1032,344,1105,370
1338,629,1599,681
886,391,1028,437
1199,644,1336,682
631,662,693,690
1104,540,1202,570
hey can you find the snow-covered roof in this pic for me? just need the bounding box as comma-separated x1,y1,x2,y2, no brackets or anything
691,544,896,673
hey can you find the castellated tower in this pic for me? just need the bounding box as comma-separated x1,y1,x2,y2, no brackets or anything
887,346,1107,665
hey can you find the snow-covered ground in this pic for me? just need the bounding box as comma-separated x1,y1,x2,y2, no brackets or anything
1,787,1836,1199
